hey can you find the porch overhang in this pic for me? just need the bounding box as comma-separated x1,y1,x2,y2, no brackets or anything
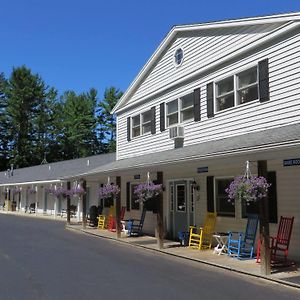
64,123,300,179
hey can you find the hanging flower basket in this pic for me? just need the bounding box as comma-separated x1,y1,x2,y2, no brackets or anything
12,187,21,195
226,175,271,205
134,182,163,203
28,187,37,194
70,186,86,197
45,187,71,198
98,184,120,199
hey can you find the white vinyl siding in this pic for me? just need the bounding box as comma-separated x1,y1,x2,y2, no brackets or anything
116,30,300,160
127,23,282,105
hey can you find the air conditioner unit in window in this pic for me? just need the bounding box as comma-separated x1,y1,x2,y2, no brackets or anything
169,125,184,139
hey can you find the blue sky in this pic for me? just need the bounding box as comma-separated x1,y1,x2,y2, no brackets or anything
1,0,300,99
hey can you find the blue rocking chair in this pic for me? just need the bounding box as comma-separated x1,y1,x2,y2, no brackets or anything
127,207,147,237
228,214,259,259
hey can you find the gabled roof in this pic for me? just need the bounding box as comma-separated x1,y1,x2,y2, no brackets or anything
112,12,300,114
70,123,300,177
0,153,116,186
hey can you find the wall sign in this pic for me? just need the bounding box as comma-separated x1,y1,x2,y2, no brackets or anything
197,167,208,173
134,174,141,179
283,159,300,167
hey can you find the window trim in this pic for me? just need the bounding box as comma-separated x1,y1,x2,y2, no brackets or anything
214,64,259,114
131,108,153,139
165,92,194,128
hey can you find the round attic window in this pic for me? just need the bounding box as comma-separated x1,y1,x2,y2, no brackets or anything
174,48,184,67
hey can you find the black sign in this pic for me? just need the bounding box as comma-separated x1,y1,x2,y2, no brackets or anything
283,158,300,167
197,167,208,173
134,174,141,179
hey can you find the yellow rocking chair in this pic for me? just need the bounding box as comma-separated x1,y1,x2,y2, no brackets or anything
188,212,217,250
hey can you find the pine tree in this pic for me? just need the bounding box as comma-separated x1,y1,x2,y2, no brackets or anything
0,73,9,171
5,66,48,167
98,87,123,152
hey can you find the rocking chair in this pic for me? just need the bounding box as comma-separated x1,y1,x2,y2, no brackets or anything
228,214,259,259
107,206,126,232
256,216,294,266
127,207,147,236
188,212,217,250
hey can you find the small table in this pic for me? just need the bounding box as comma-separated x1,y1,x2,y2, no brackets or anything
213,232,228,255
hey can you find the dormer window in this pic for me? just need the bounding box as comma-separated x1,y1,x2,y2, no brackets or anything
174,48,184,66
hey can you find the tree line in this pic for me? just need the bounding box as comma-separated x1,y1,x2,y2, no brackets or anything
0,66,123,171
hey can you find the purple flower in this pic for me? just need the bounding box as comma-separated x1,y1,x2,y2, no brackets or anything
12,187,21,195
134,182,162,203
45,187,72,198
98,184,120,200
28,188,37,194
226,176,271,204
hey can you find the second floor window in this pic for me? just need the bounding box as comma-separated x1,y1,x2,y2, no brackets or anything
216,66,258,112
132,109,152,138
166,93,194,127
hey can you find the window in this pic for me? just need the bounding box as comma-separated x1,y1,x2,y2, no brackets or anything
142,110,152,134
170,183,174,212
131,109,152,138
216,77,234,111
131,184,140,210
176,184,186,212
237,67,258,105
215,178,235,217
174,48,183,66
132,115,140,138
215,66,259,112
166,92,194,127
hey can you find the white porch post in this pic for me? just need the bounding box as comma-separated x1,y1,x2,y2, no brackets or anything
77,197,81,222
35,186,38,215
54,185,57,219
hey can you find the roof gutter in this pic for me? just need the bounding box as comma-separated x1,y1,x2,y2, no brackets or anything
0,179,61,187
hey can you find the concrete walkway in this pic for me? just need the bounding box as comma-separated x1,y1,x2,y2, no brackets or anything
66,223,300,290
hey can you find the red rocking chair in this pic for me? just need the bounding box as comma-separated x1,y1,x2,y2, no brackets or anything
107,206,126,232
256,216,294,266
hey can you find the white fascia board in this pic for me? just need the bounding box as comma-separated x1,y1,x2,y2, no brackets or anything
175,12,300,31
0,179,61,187
111,28,176,114
115,21,299,114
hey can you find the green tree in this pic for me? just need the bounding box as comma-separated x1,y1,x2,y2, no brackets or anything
6,66,49,168
60,88,98,159
98,87,123,152
0,73,9,171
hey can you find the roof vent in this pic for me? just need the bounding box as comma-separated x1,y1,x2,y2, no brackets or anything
87,159,90,166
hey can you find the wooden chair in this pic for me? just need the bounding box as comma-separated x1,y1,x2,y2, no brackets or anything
107,206,126,232
256,216,294,266
228,214,259,259
127,207,147,236
188,212,217,250
97,206,114,229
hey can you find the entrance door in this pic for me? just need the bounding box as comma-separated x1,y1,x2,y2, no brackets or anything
169,180,194,239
